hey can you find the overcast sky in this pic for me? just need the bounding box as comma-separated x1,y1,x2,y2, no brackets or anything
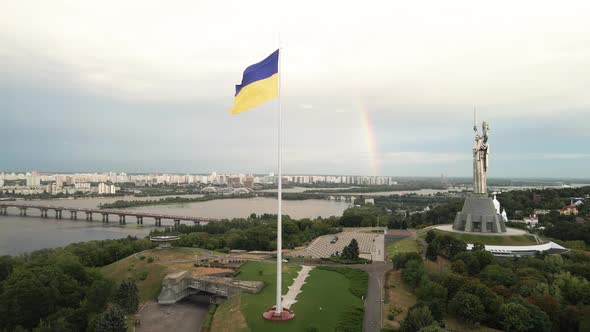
1,1,589,178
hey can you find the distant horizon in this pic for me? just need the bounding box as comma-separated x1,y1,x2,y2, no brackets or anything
2,169,590,182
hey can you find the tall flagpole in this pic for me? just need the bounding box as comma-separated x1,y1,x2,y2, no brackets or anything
275,41,283,316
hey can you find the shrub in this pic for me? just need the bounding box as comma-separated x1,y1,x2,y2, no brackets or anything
402,260,425,289
137,271,148,281
388,306,403,320
94,305,127,332
393,252,422,270
201,304,217,332
400,305,434,332
147,257,154,263
419,323,445,332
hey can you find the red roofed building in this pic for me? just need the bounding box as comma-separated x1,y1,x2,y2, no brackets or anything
560,205,579,216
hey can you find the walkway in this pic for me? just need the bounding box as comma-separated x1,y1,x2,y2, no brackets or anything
434,224,528,236
282,265,315,309
348,262,391,332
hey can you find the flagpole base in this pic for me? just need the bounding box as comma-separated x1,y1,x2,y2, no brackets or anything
262,307,295,321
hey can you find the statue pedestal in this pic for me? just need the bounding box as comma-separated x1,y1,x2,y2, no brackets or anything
453,194,507,233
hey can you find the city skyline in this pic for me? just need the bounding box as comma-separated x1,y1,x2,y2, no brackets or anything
2,170,588,183
2,1,590,177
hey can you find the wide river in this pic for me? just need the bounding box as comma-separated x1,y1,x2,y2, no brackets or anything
3,183,586,255
0,195,350,255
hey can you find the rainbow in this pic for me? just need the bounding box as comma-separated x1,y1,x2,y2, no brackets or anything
356,98,380,176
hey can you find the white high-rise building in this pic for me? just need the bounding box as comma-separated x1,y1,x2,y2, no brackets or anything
98,183,117,194
26,176,41,187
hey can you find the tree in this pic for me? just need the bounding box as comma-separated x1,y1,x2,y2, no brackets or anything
0,255,15,281
447,238,467,259
425,242,438,261
473,249,496,269
402,260,425,289
94,305,127,332
451,260,467,275
341,239,360,260
114,281,139,314
453,252,480,275
415,280,447,322
425,230,436,244
392,252,422,270
529,295,560,326
499,303,533,332
416,281,447,303
479,264,517,287
555,272,590,305
522,302,551,332
448,291,485,324
83,279,115,314
400,305,434,332
441,272,468,298
459,279,503,324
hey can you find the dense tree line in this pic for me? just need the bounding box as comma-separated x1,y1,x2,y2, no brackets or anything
152,214,340,251
99,194,255,209
394,231,590,332
543,221,590,245
497,186,590,217
0,237,149,331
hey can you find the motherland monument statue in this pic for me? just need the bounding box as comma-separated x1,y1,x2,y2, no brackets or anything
453,110,507,233
473,115,489,194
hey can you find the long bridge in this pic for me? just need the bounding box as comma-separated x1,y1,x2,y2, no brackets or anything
0,202,218,226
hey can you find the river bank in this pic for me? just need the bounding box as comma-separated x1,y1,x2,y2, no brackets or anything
0,196,349,255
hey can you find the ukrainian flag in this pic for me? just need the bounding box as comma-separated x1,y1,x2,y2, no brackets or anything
229,49,279,114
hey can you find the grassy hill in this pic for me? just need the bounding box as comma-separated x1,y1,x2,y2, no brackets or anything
100,247,212,303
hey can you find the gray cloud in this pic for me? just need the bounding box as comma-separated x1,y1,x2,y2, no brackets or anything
0,1,589,178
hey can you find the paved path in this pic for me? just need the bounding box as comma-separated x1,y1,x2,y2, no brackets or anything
434,224,528,235
349,262,391,332
373,234,385,261
282,265,314,309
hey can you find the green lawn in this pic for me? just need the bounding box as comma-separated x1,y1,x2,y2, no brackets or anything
287,268,364,331
386,237,420,259
234,261,301,331
214,261,366,332
432,229,539,246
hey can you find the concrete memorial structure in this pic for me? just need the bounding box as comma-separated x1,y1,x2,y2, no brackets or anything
453,111,507,233
158,271,264,304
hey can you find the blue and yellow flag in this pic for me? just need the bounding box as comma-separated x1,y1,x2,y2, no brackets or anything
229,49,279,114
